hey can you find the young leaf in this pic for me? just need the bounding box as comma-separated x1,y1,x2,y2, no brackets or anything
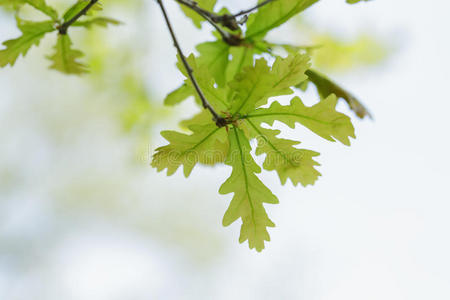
269,53,310,95
179,110,212,129
63,0,102,22
226,46,255,83
176,54,231,111
0,19,55,67
246,95,356,145
219,127,278,252
229,58,274,115
47,34,88,74
230,54,310,116
3,0,59,20
72,17,122,29
164,84,193,106
246,0,319,40
244,119,321,187
196,41,230,87
152,123,228,177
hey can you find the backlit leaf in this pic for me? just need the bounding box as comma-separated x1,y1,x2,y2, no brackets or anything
305,69,372,119
246,95,356,145
245,119,321,187
47,34,88,74
152,123,228,177
0,19,55,67
246,0,319,40
219,127,278,252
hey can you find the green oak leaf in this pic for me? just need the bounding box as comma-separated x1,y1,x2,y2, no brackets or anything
246,0,319,40
179,109,212,129
152,123,228,177
47,34,88,75
246,95,355,145
0,19,55,67
219,127,278,252
196,41,230,87
175,54,231,111
226,46,255,83
244,119,321,187
63,0,102,22
230,53,310,116
72,17,122,29
164,84,192,106
0,0,59,20
229,58,273,115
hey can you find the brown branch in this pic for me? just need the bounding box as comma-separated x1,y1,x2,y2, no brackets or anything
175,0,242,45
175,0,275,32
59,0,99,34
231,0,275,18
156,0,227,128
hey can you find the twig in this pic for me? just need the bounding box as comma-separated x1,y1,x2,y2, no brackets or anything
231,0,275,18
156,0,227,128
59,0,99,34
176,0,275,28
175,0,242,45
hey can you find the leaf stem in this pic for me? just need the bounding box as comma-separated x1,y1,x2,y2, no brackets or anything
156,0,227,128
59,0,99,34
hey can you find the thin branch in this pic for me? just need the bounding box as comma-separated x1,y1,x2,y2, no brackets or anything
231,0,275,18
175,0,275,32
156,0,227,128
59,0,99,34
175,0,242,45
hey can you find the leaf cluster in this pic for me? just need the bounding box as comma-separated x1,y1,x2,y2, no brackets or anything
0,0,374,251
0,0,120,74
153,0,372,251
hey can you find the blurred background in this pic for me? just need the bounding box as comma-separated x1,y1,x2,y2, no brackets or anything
1,0,449,299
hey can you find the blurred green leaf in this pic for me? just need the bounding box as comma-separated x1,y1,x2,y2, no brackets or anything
304,69,372,119
73,17,122,28
0,19,55,67
47,34,88,74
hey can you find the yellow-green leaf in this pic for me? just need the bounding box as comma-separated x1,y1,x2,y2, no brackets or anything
2,0,59,20
245,119,321,187
305,69,372,119
63,0,102,22
246,95,356,145
230,54,310,116
0,19,55,67
72,17,122,29
196,41,230,87
246,0,319,40
219,127,278,252
164,84,192,106
47,34,88,75
152,123,228,177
